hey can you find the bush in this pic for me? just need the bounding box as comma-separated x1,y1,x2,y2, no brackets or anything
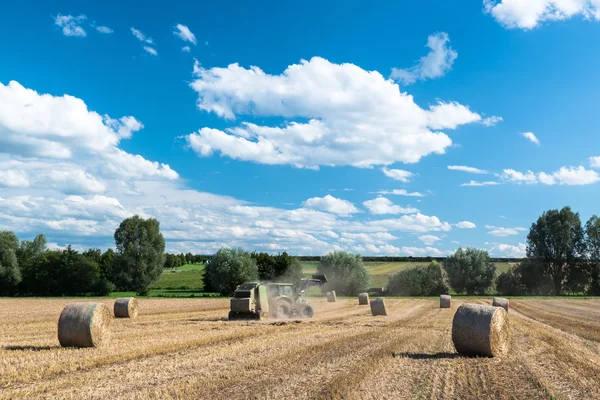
252,252,303,282
496,269,522,296
443,248,496,295
496,258,553,296
387,261,448,296
317,251,370,296
204,248,258,295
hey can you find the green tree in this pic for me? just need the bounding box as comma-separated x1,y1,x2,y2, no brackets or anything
443,248,496,295
317,251,370,296
0,231,21,295
112,216,166,295
99,249,114,282
204,247,258,295
387,261,448,296
527,207,585,295
16,233,46,268
585,215,600,295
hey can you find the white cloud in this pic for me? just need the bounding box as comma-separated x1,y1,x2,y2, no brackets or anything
484,0,600,30
376,189,426,197
589,156,600,169
486,225,527,237
174,24,197,45
182,46,191,53
401,246,448,257
481,115,503,127
143,46,158,56
130,27,153,44
302,195,358,216
500,166,600,185
187,57,486,168
363,197,419,215
390,32,457,85
456,221,476,229
489,242,527,258
460,180,500,187
419,234,441,245
382,167,414,182
521,131,540,145
95,26,113,34
369,213,452,233
54,14,87,37
0,169,29,188
448,165,488,174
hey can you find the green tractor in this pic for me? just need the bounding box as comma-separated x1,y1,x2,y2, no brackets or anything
228,274,327,320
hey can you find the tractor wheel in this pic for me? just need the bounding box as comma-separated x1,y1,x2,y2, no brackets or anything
255,310,264,320
302,304,314,318
275,301,292,318
228,311,237,321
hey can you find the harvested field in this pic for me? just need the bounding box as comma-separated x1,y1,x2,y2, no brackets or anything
1,298,600,399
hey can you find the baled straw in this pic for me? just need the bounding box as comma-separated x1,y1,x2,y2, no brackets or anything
58,302,113,348
114,297,139,318
440,294,451,308
452,303,510,357
370,297,387,316
327,291,337,302
358,292,369,305
492,297,509,312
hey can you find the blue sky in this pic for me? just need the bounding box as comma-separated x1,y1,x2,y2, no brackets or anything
1,0,600,257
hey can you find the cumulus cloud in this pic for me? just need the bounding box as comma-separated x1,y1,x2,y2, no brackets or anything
143,46,158,56
382,167,414,182
182,46,191,53
302,195,358,216
486,225,527,236
401,246,448,257
173,24,196,44
481,115,503,126
376,189,426,197
418,234,441,245
499,166,600,185
448,165,489,174
95,26,113,34
390,32,457,85
131,27,153,44
489,242,527,258
456,221,476,229
363,197,419,215
589,156,600,169
54,14,87,37
186,57,485,168
521,131,540,145
484,0,600,30
460,180,500,187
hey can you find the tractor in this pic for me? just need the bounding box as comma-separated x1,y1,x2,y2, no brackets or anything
228,274,327,320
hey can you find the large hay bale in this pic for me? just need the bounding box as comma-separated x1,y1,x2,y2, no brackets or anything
452,303,510,357
327,291,337,302
492,297,509,312
58,302,113,348
114,297,139,319
358,292,369,305
370,297,387,316
440,294,451,308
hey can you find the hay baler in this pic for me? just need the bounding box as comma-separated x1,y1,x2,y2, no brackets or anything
228,282,269,320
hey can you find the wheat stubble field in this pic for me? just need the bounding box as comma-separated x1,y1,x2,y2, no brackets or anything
1,298,600,400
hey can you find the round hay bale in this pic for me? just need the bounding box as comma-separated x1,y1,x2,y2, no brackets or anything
114,297,139,319
370,297,387,316
440,294,451,308
452,303,510,357
358,292,369,305
492,297,509,312
58,302,113,348
327,291,337,303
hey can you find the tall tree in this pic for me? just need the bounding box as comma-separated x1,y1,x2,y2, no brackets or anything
112,216,166,295
586,215,600,295
16,233,46,268
317,251,370,296
204,248,258,295
526,206,585,295
443,248,496,295
0,231,21,295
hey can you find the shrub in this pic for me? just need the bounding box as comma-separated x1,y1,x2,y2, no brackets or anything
443,248,496,295
317,251,370,296
387,261,448,296
204,248,258,295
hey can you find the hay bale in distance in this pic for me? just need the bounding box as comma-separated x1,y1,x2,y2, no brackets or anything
492,297,509,312
370,297,387,316
358,292,369,305
58,302,113,348
114,297,139,319
452,303,510,357
440,294,451,308
327,291,337,302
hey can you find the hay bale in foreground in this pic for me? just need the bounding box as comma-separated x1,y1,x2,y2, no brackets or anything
114,297,139,319
358,292,369,305
58,302,113,348
440,294,451,308
327,291,337,302
370,297,387,316
452,303,509,357
492,297,509,312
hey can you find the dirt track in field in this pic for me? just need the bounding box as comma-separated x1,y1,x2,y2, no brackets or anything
1,298,600,399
